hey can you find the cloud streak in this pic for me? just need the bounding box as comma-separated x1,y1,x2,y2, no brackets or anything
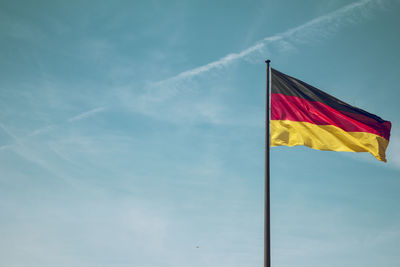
126,0,388,127
0,105,107,172
68,107,106,122
155,0,382,86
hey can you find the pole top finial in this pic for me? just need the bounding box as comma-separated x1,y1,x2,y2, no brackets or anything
265,59,271,64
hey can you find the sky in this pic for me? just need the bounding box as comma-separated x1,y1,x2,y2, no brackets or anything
0,0,400,266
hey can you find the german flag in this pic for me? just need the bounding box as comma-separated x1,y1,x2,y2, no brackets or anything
271,68,392,162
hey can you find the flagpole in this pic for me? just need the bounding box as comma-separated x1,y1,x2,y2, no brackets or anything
265,59,271,267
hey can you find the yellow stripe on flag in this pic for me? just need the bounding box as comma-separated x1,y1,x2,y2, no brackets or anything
271,120,389,162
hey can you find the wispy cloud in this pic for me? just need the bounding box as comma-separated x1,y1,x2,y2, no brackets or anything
0,106,107,147
68,107,106,122
1,0,389,172
28,125,55,137
0,122,66,179
0,105,108,176
125,0,386,126
155,0,382,85
156,43,265,85
0,122,20,142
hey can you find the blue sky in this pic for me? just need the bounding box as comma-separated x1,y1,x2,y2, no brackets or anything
1,0,400,266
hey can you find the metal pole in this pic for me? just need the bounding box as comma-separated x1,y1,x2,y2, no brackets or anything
264,59,271,267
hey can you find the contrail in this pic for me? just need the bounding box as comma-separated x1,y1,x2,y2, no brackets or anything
68,107,106,122
155,0,381,85
0,122,20,143
0,106,107,150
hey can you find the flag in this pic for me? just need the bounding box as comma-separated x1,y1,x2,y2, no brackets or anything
270,68,392,162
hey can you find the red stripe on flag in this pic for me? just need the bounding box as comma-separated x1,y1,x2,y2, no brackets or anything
271,93,391,140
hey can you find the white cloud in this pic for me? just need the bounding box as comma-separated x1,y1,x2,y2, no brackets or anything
28,125,55,137
0,122,20,142
68,107,106,122
155,0,382,86
122,0,386,126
